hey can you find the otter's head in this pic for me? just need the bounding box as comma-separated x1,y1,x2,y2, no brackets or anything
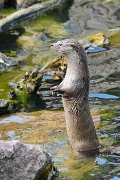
51,39,80,55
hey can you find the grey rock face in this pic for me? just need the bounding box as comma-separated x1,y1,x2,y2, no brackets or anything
0,141,52,180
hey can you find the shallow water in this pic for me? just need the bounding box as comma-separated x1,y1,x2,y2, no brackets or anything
0,97,119,179
0,1,120,179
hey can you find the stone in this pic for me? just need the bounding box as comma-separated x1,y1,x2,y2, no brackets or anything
80,33,110,53
16,65,42,93
0,140,52,180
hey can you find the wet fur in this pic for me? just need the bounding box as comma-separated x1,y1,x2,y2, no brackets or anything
51,39,99,152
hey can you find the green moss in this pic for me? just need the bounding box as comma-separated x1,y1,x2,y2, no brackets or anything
6,50,16,57
22,14,67,39
0,8,16,17
0,69,21,99
16,91,45,111
99,109,116,120
109,31,120,46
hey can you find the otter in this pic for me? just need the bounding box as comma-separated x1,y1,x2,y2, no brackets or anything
50,39,99,153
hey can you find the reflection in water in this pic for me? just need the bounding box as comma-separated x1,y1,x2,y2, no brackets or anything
67,0,120,37
0,27,25,52
78,149,99,159
0,115,33,124
89,93,119,99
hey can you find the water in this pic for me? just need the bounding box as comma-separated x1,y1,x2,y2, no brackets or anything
0,1,120,179
89,93,119,100
0,94,119,179
0,115,34,124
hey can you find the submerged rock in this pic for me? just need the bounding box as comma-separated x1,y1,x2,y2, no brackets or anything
0,140,52,180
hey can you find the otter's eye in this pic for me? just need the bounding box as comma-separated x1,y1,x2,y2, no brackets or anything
71,45,75,48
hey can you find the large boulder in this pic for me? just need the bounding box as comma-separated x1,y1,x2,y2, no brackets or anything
0,141,52,180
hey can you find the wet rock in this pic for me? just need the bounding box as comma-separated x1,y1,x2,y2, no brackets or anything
17,0,38,9
81,33,110,53
11,66,43,94
88,33,110,47
7,66,49,113
0,140,52,180
0,52,17,69
0,0,71,31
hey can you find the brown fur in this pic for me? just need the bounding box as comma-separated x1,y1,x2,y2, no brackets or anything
51,39,99,152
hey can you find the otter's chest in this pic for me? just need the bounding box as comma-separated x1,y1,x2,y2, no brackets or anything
62,96,86,117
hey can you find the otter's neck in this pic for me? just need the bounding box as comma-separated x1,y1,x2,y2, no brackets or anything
65,50,89,80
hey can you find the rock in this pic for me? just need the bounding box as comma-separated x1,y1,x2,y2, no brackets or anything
81,33,110,53
0,52,17,69
17,0,38,9
0,0,70,31
16,65,42,93
0,140,52,180
88,33,110,47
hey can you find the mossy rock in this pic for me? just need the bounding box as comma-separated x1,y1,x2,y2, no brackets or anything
99,109,116,121
16,91,46,111
81,32,111,49
16,66,43,93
